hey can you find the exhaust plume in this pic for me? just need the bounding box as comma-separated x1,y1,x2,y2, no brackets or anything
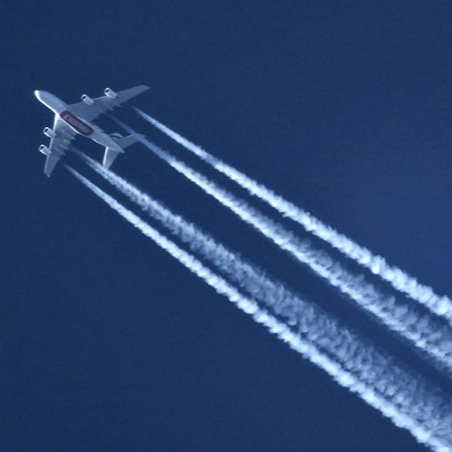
102,124,452,372
135,109,452,324
67,166,452,450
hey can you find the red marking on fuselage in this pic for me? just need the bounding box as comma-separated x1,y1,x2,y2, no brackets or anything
60,110,93,136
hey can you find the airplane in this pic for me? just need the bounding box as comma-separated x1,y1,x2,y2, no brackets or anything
34,85,149,176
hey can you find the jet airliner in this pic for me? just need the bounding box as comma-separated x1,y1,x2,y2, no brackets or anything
34,85,149,176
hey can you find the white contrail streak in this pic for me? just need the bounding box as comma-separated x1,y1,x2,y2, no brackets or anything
106,123,452,372
74,151,303,323
67,166,452,450
135,109,452,324
75,151,452,370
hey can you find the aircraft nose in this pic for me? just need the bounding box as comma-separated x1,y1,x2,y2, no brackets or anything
34,90,42,100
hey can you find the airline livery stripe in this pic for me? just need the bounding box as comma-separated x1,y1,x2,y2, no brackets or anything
60,110,93,136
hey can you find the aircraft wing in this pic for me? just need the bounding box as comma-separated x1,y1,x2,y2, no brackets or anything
44,153,63,177
68,85,150,123
43,116,77,176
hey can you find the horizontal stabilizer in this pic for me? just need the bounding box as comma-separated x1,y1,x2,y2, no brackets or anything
102,134,143,170
112,133,144,149
103,147,122,169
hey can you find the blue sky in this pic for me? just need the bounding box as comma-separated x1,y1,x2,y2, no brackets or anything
2,2,452,450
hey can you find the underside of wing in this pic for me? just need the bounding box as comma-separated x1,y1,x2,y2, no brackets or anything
43,118,77,176
44,154,62,177
68,85,150,123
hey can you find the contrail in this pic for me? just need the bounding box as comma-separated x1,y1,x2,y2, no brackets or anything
75,151,452,371
135,108,452,324
105,123,452,372
67,166,452,450
74,151,303,323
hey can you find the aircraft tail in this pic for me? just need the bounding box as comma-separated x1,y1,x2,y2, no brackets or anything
103,147,122,169
103,133,144,169
112,133,144,149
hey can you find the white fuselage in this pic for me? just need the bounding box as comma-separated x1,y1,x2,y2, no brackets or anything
34,90,121,151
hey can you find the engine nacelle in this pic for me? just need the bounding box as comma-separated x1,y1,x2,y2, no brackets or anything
39,145,51,156
104,87,117,98
43,127,56,139
81,94,94,105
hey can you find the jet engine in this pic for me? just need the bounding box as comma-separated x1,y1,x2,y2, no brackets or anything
104,87,117,98
43,127,56,139
81,94,94,105
39,145,51,156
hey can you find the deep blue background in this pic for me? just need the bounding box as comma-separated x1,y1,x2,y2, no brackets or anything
1,1,452,450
